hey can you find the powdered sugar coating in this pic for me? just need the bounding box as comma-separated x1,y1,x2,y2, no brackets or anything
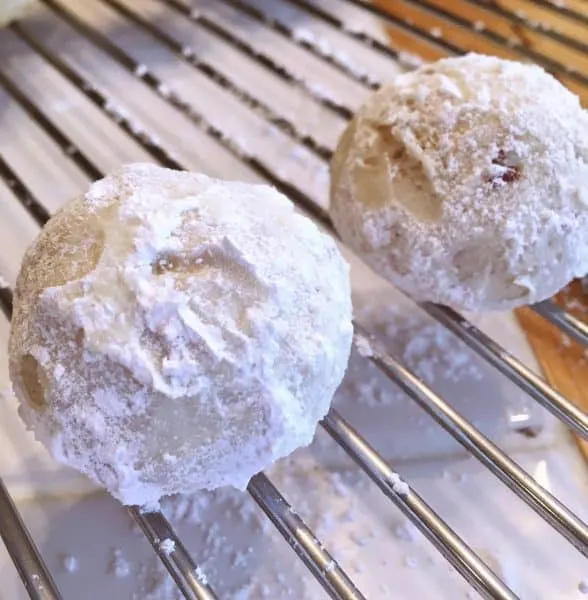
330,53,588,311
9,163,353,506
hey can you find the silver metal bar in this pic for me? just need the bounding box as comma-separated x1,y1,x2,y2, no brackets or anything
248,473,366,600
128,507,219,600
0,281,13,320
352,325,588,558
0,478,63,600
420,302,588,439
322,409,518,600
533,300,588,347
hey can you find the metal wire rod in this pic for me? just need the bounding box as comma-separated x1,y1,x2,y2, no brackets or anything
532,300,588,347
0,478,63,600
420,302,588,440
322,409,519,600
248,473,366,600
352,325,588,558
129,507,219,600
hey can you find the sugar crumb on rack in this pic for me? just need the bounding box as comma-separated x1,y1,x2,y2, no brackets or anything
109,548,131,579
61,554,79,574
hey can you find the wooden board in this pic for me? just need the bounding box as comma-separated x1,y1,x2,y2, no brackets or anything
373,0,588,106
516,282,588,461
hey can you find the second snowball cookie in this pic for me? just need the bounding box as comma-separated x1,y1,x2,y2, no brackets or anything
330,54,588,311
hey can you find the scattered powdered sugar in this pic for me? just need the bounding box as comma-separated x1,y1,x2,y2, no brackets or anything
279,21,378,85
134,64,148,78
132,557,182,600
157,83,171,99
474,548,523,593
324,560,336,573
349,531,369,547
353,334,374,358
292,27,331,56
194,565,208,585
404,323,482,382
397,51,425,71
89,453,479,599
326,292,526,464
391,473,410,496
339,299,484,410
158,538,175,555
62,554,79,573
161,493,213,525
394,521,421,543
109,548,131,579
103,98,132,124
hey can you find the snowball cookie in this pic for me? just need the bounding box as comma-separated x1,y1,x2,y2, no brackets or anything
330,53,588,311
9,163,353,507
0,0,36,26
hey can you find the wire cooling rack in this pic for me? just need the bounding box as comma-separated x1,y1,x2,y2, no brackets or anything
0,0,587,598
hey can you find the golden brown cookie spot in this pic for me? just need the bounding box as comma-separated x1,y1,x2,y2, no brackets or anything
152,254,182,275
20,354,46,411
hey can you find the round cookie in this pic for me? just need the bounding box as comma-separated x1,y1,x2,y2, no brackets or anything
330,53,588,311
9,164,353,506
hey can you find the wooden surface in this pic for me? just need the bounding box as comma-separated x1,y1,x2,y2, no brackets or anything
373,0,588,106
516,283,588,461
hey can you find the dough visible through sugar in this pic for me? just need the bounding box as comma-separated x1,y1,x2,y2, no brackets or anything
9,164,353,507
330,53,588,311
